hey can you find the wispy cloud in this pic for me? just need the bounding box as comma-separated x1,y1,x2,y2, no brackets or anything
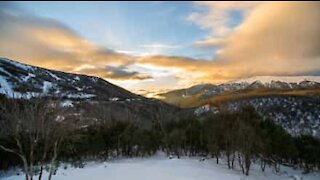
188,1,260,37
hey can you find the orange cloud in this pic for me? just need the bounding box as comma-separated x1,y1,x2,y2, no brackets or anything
211,2,320,77
136,2,320,86
137,55,238,84
0,9,136,80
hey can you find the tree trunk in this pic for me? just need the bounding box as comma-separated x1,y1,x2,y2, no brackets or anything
274,162,280,173
39,146,48,180
216,155,219,164
48,140,59,180
38,166,43,180
245,155,251,176
227,153,231,169
238,153,245,174
260,159,266,172
29,142,34,180
231,153,235,169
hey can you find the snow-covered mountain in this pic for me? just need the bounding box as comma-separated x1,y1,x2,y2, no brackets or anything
229,76,320,90
0,57,137,100
160,76,320,101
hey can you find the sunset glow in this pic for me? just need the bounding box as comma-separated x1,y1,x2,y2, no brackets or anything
1,1,320,97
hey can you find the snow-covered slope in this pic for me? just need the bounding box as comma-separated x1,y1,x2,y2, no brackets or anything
226,96,320,137
0,58,137,100
2,153,319,180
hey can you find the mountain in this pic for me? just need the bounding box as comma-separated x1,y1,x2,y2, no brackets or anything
0,57,191,128
159,76,320,108
0,57,138,100
160,76,320,138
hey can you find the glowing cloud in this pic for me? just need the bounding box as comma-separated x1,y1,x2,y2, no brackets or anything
136,2,320,87
0,7,141,80
194,2,320,77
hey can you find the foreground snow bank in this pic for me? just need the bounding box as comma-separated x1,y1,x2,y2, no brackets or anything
2,152,319,180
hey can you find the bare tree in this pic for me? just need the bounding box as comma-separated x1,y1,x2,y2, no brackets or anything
0,98,69,180
153,103,172,154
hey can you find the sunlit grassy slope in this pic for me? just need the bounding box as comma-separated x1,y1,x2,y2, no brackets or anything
161,89,320,108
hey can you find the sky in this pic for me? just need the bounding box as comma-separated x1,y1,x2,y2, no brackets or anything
0,1,320,97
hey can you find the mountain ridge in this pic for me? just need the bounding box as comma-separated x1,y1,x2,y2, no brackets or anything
229,75,320,84
0,57,138,100
159,75,320,107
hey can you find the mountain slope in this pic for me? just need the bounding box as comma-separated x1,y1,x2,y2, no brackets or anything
0,57,137,100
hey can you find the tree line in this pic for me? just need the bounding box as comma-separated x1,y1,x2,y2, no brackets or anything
0,98,319,179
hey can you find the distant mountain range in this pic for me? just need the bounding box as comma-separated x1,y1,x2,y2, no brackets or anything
159,76,320,108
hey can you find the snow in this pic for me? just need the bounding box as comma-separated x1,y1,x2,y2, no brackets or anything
0,58,34,71
194,104,211,115
43,81,53,94
15,92,40,99
60,100,74,107
2,153,319,180
55,115,65,122
109,97,119,101
231,76,320,84
194,105,219,116
91,77,98,82
47,71,61,81
74,76,80,81
0,75,40,98
22,73,36,82
66,93,96,99
0,75,14,97
75,87,83,91
0,67,11,76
